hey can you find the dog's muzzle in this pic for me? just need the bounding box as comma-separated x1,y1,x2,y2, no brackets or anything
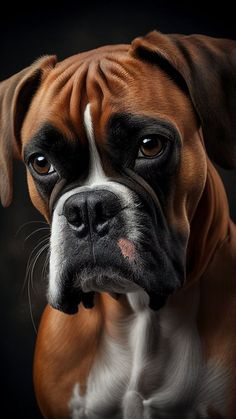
48,169,180,314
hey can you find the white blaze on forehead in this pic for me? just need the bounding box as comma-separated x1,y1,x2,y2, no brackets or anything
84,103,107,185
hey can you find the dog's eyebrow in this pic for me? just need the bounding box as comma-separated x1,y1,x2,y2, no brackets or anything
107,113,178,140
23,123,78,162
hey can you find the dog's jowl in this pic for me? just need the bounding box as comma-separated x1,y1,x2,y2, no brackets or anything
1,31,236,418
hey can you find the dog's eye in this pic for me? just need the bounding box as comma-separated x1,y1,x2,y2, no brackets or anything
30,154,55,175
138,135,167,158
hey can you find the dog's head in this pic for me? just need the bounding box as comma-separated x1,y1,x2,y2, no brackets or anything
1,32,235,313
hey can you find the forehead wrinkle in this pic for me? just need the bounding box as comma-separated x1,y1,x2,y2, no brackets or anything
99,56,135,96
85,50,137,101
47,60,84,90
84,53,138,142
100,55,136,82
37,61,85,113
68,62,90,141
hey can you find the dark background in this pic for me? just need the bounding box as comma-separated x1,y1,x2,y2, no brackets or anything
0,1,236,418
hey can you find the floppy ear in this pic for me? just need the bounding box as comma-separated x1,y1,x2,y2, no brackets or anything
0,55,57,207
131,31,236,169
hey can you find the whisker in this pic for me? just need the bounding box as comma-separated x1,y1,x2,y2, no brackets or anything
15,220,48,238
25,239,50,335
27,275,38,335
24,227,50,244
22,236,50,294
42,250,50,282
29,243,50,293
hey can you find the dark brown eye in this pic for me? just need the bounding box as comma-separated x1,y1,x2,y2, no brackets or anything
138,135,166,158
31,155,55,175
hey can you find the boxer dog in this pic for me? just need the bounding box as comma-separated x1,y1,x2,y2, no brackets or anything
0,31,236,418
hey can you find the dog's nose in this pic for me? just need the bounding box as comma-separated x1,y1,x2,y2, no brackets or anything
63,190,122,238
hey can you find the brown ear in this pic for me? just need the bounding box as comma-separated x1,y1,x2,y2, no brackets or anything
0,55,57,207
131,30,236,169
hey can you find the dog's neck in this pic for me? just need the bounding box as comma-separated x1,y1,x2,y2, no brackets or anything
186,159,231,285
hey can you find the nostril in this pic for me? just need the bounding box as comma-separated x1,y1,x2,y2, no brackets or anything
94,201,118,222
65,206,86,234
66,206,81,225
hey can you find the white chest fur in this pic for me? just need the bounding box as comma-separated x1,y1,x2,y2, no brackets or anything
70,286,228,419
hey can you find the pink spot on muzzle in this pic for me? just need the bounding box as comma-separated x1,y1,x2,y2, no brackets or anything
117,238,136,262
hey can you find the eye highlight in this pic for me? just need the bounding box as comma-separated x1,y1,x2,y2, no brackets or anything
30,154,56,176
138,135,167,158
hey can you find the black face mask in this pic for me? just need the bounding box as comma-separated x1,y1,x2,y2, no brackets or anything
48,167,171,312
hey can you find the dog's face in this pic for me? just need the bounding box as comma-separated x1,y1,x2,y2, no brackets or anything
21,46,205,313
1,31,236,314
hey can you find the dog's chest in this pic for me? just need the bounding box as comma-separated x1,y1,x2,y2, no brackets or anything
70,289,228,418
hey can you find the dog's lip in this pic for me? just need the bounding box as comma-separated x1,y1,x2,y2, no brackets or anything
49,289,95,314
50,299,79,315
49,291,121,314
49,287,169,315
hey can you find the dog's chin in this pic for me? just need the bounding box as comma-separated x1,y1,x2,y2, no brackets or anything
79,266,141,294
48,265,171,315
